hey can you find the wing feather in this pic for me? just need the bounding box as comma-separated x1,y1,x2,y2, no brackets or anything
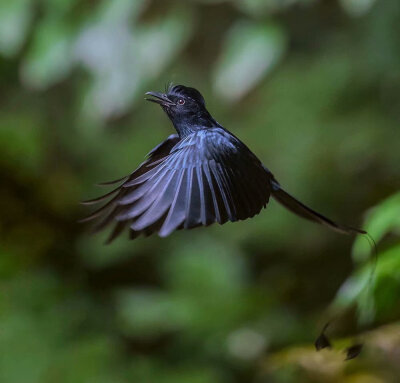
158,169,188,237
81,186,121,205
209,160,236,221
131,170,179,231
202,162,227,224
97,176,128,187
196,166,214,225
116,170,171,221
228,166,257,219
106,221,127,244
82,129,271,241
78,192,123,223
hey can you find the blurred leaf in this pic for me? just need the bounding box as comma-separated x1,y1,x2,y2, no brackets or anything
116,237,266,339
0,272,124,383
21,17,74,89
335,243,400,323
352,192,400,263
361,0,400,75
94,0,147,24
0,0,32,57
235,0,306,16
164,237,246,296
129,358,225,383
75,4,193,121
43,0,79,16
235,0,275,15
47,338,125,383
117,290,195,337
136,8,194,79
0,111,45,175
213,21,286,102
77,232,148,268
339,0,377,17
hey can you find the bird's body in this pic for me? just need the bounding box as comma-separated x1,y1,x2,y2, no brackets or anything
82,84,365,242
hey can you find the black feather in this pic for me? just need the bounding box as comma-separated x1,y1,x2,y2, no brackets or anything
81,85,366,242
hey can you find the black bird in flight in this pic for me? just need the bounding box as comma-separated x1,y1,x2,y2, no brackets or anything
82,84,365,242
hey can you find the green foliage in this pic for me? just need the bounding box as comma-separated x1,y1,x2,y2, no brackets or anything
0,0,33,57
0,273,125,383
334,192,400,323
214,21,287,102
352,192,400,262
0,0,399,382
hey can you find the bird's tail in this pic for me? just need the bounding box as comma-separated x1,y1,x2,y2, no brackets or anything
270,181,366,235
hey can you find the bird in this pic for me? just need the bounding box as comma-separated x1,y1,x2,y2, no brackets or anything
81,84,366,243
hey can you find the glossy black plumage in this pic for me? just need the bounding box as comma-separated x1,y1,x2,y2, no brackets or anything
82,84,365,242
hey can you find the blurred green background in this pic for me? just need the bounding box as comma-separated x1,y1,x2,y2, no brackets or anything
1,0,400,382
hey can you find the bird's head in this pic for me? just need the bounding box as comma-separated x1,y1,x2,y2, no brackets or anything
145,84,215,136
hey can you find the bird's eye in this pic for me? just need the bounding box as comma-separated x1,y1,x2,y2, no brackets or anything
177,98,185,105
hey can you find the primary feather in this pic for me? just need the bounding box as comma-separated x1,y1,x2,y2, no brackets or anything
83,129,271,241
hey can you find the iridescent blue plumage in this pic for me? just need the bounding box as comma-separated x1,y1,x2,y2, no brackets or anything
82,84,365,242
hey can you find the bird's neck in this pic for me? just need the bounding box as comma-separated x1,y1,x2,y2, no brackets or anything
171,112,217,138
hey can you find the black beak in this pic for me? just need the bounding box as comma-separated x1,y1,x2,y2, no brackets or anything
145,91,175,106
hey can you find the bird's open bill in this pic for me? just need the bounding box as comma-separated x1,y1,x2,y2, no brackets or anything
145,91,175,106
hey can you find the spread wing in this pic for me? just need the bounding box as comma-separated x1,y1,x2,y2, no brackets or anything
81,129,271,242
